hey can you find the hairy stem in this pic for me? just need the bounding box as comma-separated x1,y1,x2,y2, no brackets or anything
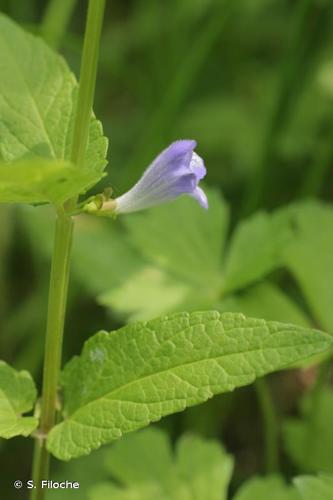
255,377,279,473
30,1,105,498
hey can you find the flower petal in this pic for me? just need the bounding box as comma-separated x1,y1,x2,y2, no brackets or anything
103,140,207,215
189,152,206,181
190,186,209,209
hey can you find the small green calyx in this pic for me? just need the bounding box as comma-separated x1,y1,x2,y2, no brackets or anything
82,191,117,217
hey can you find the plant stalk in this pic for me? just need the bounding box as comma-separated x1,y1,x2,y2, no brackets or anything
30,213,73,500
70,0,106,170
255,377,279,473
30,1,105,498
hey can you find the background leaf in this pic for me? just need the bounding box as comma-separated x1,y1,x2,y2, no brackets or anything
223,212,292,293
219,282,310,327
123,188,228,288
233,475,299,500
280,201,333,332
90,428,233,500
0,361,38,438
100,188,228,320
283,387,333,473
294,475,333,500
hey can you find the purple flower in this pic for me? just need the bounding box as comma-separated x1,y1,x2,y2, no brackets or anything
110,140,208,214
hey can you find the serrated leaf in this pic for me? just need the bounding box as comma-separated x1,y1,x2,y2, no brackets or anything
0,361,38,438
0,14,107,204
294,475,333,500
219,284,330,368
0,160,104,205
223,212,292,293
47,311,333,460
283,387,333,473
233,475,299,500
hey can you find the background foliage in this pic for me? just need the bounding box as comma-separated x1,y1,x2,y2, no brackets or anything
1,0,333,498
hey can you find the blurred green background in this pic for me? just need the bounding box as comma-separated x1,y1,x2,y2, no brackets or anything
1,0,333,498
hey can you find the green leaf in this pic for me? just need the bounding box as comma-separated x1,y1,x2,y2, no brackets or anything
72,217,144,296
220,285,330,368
99,266,190,321
90,428,233,500
124,188,228,288
219,282,310,327
280,201,333,332
89,483,163,500
283,387,333,473
47,447,111,500
233,475,299,500
0,14,107,204
0,361,38,438
105,428,177,491
47,311,333,460
101,188,228,319
19,205,144,296
294,475,333,500
223,212,292,293
0,159,104,205
176,433,233,500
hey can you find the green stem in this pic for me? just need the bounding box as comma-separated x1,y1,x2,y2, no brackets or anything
306,358,332,453
41,0,77,49
255,378,279,473
30,1,105,498
70,0,106,170
30,213,73,500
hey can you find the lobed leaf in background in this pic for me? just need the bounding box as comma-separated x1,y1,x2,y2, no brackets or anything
47,427,333,499
18,190,333,336
233,475,299,500
96,192,309,328
294,475,333,500
0,14,107,205
0,361,38,438
89,428,233,500
46,311,332,460
18,204,144,296
279,202,333,332
283,386,333,474
100,188,228,320
219,283,309,329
